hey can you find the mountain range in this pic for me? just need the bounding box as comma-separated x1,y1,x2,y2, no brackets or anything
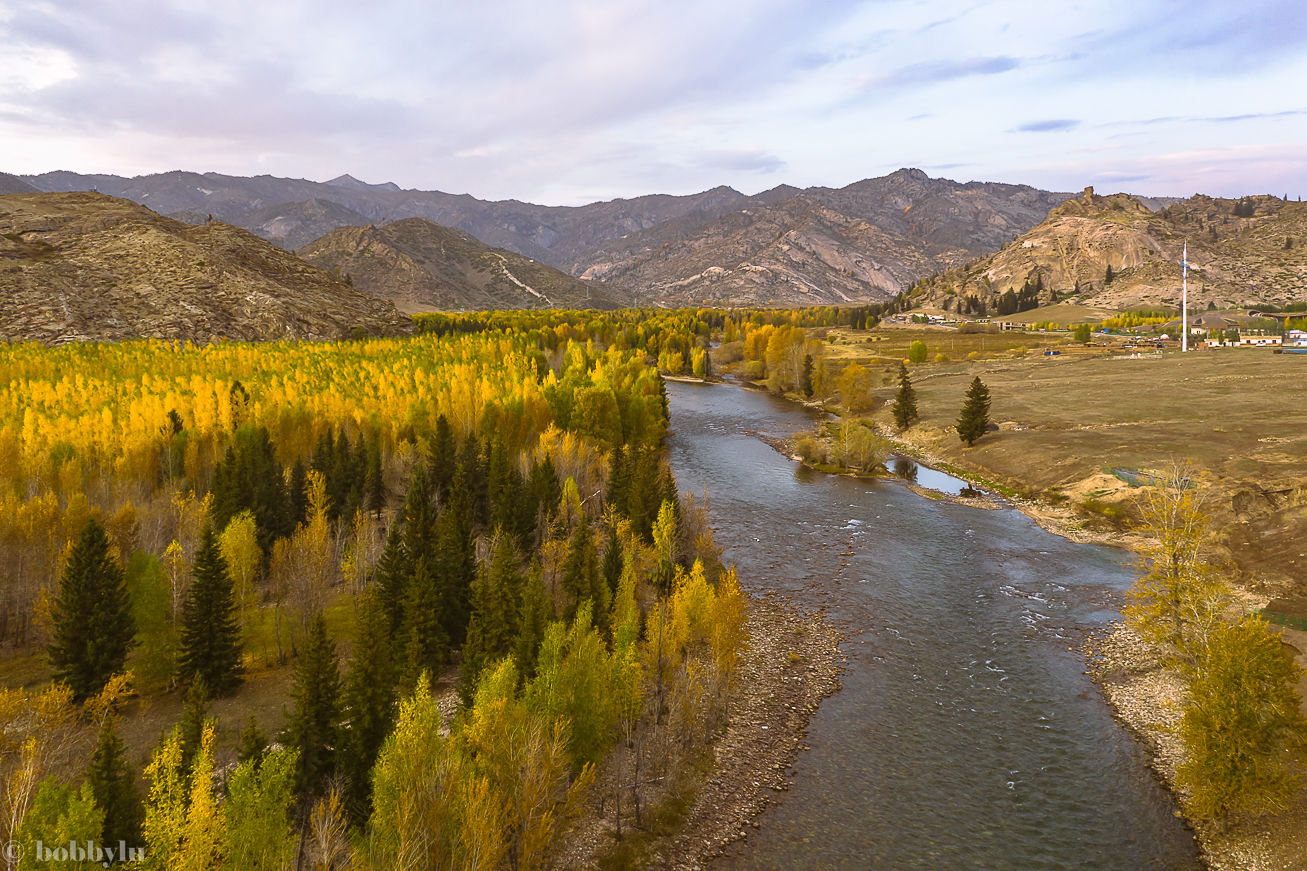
20,168,1075,307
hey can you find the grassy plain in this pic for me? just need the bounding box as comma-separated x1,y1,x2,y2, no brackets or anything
831,328,1307,596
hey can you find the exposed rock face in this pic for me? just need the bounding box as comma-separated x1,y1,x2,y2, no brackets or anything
0,192,412,344
570,169,1073,306
913,191,1307,310
298,218,628,312
219,198,373,251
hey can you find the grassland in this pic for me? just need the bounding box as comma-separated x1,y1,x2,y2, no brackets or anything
823,324,1307,596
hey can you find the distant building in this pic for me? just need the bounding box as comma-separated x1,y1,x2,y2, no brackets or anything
1237,332,1282,347
1287,329,1307,347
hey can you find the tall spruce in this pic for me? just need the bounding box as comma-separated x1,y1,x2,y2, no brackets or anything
460,533,521,703
401,559,449,689
235,715,268,768
427,414,456,501
87,717,144,848
49,518,136,701
287,612,342,801
341,591,397,823
372,517,410,632
433,503,475,647
955,376,992,446
176,525,244,696
177,677,211,775
891,362,920,429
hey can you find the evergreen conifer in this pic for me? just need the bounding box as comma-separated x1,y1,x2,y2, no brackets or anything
287,613,342,801
87,716,144,848
955,376,992,446
49,519,136,701
891,362,919,429
176,525,244,696
177,676,210,775
341,591,397,822
460,533,521,702
235,715,267,768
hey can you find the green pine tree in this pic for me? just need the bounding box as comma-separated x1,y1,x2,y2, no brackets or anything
955,376,992,446
433,503,475,646
800,354,814,398
400,559,449,689
891,362,919,429
235,715,268,768
87,716,144,848
341,591,397,823
427,413,456,500
287,613,342,801
515,566,550,679
460,533,522,703
372,516,410,632
176,525,244,696
177,676,211,775
49,518,136,701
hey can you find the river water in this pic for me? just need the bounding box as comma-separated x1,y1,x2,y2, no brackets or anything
664,382,1199,871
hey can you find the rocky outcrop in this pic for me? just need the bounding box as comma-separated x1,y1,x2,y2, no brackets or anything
913,191,1307,311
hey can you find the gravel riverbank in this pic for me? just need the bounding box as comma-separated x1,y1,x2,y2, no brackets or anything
553,593,845,871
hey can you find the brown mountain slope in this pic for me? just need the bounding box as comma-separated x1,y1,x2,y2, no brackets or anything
0,192,411,344
298,218,628,313
571,169,1073,306
225,198,373,250
911,187,1307,311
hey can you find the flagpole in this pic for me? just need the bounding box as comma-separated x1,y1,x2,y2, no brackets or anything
1181,241,1188,353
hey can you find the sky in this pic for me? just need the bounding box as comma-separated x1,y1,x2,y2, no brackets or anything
1,0,1305,206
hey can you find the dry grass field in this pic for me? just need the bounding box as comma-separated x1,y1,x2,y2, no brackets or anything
838,332,1307,596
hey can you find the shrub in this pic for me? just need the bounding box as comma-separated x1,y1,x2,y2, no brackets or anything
933,353,949,363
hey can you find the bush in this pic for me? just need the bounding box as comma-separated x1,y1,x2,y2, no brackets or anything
740,360,765,380
1080,497,1127,527
967,351,980,361
907,340,928,364
793,436,826,464
933,353,950,363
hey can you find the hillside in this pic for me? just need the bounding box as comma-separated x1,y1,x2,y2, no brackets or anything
0,173,38,195
0,192,412,344
571,169,1073,306
910,187,1307,313
298,218,629,312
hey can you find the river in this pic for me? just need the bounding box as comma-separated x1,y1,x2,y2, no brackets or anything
664,381,1200,871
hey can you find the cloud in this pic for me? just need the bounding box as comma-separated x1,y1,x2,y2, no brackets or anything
695,149,787,174
1015,119,1080,133
862,56,1021,90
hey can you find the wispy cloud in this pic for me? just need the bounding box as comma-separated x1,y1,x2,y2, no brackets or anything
862,56,1021,91
1015,119,1080,133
